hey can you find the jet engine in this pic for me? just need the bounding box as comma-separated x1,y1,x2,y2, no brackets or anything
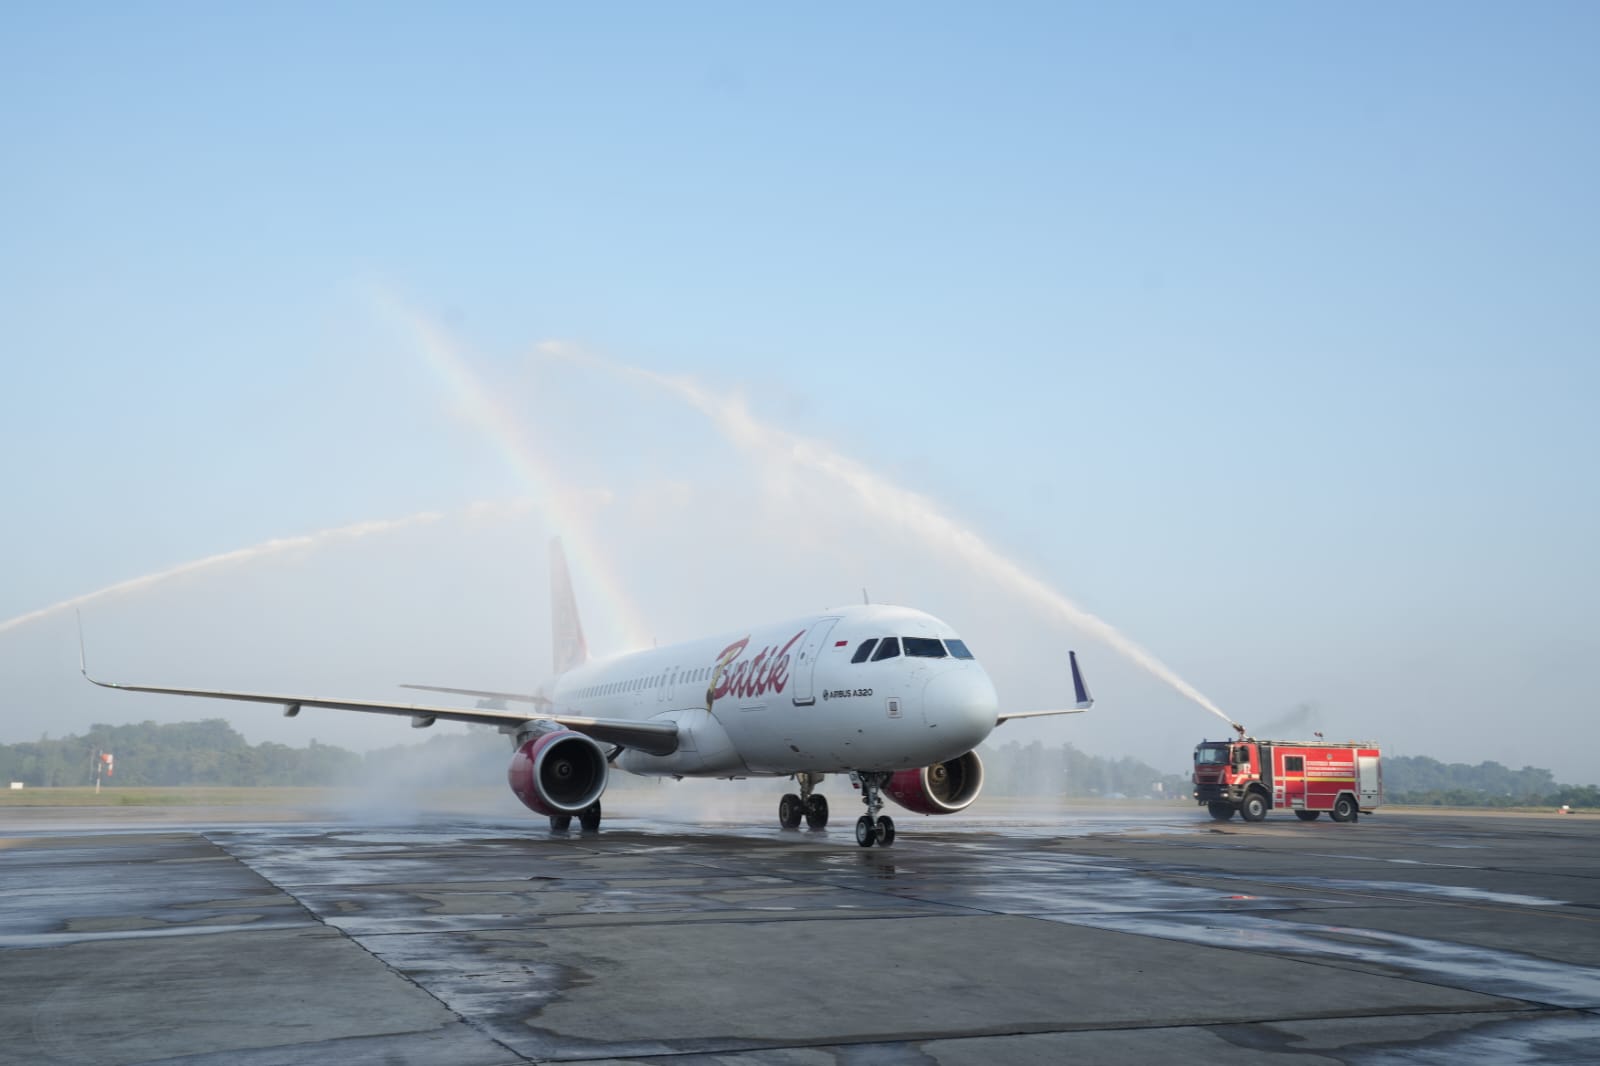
507,730,608,816
884,750,984,815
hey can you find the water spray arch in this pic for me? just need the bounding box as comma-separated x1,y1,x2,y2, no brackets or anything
539,340,1241,733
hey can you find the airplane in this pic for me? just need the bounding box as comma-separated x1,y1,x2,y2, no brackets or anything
82,540,1093,847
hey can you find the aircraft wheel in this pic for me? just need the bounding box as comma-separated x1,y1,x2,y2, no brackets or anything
855,815,878,848
779,793,804,829
549,814,572,832
1207,802,1235,821
804,794,829,829
1240,793,1268,822
1330,796,1357,823
876,815,896,847
578,801,602,833
1294,810,1320,822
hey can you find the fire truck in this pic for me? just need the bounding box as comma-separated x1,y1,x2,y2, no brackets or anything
1193,738,1381,823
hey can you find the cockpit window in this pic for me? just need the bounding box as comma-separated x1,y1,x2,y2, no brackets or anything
944,639,974,660
871,637,901,661
903,637,946,658
850,639,879,664
1195,745,1230,765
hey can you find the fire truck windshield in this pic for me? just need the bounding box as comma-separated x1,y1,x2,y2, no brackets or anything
1195,744,1230,765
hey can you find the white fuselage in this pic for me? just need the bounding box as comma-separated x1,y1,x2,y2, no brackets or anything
547,604,998,778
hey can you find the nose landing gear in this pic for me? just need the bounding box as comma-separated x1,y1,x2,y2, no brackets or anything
850,771,895,848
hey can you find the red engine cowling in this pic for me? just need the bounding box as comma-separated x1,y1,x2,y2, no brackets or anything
507,730,608,816
885,750,984,815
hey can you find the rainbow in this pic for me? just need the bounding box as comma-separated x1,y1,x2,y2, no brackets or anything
370,288,653,655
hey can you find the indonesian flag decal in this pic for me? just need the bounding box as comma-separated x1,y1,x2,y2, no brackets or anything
101,753,114,778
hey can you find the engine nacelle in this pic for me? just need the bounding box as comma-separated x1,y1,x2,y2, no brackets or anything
507,730,608,816
885,750,984,815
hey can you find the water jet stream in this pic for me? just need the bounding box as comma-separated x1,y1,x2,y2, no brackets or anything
543,342,1241,732
0,510,450,636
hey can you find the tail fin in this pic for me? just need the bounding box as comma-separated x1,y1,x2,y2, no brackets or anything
550,538,588,675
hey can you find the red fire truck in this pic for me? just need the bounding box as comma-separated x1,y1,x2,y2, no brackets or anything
1192,738,1382,823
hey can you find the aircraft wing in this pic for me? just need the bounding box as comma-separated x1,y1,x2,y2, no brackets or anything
399,683,551,707
996,650,1094,723
81,667,679,756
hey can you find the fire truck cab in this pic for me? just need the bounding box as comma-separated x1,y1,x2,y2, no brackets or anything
1193,738,1381,823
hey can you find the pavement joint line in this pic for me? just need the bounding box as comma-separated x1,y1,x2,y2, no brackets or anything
531,836,1025,914
1040,910,1594,1014
345,910,988,942
199,829,533,1065
612,844,1338,922
1134,869,1600,924
495,1005,1570,1063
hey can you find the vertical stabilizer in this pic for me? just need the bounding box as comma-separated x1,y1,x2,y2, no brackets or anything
550,538,588,675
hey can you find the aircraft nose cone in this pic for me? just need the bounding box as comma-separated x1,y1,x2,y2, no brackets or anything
924,668,999,750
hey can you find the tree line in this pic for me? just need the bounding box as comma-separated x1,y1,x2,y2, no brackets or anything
1,721,1595,807
0,719,364,788
977,739,1190,799
1384,755,1600,808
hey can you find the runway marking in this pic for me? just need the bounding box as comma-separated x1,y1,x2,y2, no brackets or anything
1041,911,1600,1010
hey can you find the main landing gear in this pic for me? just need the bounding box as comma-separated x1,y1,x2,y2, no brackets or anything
852,771,895,848
779,773,830,830
549,801,602,834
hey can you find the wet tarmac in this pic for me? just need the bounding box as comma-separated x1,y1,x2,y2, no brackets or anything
2,800,1598,1064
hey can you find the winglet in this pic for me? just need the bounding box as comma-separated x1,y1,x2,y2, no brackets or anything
76,611,113,689
75,612,116,690
1069,650,1093,709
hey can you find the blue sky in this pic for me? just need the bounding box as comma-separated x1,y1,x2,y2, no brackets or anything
2,4,1597,782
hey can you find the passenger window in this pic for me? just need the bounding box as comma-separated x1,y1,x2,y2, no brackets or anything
1284,756,1305,773
903,637,946,658
944,639,975,660
871,637,901,661
851,639,879,664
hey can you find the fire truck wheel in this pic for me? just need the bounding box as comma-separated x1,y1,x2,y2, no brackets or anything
1239,793,1268,822
1207,802,1235,821
1330,795,1357,823
1294,810,1320,821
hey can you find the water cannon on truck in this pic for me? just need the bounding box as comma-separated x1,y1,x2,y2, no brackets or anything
1193,737,1381,823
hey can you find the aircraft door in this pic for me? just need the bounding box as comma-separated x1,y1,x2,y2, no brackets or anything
789,618,841,706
